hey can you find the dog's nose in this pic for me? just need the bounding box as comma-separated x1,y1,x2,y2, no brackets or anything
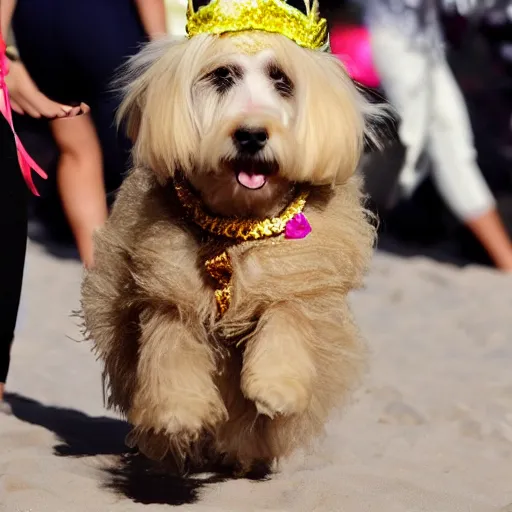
233,128,268,154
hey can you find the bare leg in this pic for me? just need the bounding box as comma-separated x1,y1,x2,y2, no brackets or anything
465,209,512,272
51,114,108,268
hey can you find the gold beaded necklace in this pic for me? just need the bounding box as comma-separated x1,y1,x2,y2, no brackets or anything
173,173,309,316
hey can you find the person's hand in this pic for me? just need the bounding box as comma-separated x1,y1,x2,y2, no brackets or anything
5,60,77,119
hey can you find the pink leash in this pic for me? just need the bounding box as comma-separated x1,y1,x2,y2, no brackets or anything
0,34,47,196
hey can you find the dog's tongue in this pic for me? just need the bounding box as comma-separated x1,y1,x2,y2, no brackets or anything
237,171,266,190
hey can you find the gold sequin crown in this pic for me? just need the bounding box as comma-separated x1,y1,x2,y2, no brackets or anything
186,0,329,51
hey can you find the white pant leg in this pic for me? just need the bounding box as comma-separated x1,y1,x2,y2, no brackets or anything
427,58,495,221
370,27,431,197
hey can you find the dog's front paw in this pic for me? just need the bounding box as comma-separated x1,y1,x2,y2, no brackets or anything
241,374,311,419
129,388,227,442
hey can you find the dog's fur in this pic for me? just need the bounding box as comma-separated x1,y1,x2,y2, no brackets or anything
81,31,382,474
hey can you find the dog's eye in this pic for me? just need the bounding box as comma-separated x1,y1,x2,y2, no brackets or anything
207,65,243,94
267,64,294,97
214,67,231,79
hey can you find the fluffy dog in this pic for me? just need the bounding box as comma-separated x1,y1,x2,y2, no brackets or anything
81,30,381,475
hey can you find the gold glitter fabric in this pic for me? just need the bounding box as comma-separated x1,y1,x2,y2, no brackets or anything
173,174,309,316
174,174,309,242
186,0,328,51
204,252,233,317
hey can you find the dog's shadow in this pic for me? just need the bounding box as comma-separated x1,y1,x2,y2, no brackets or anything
5,393,269,506
105,451,229,506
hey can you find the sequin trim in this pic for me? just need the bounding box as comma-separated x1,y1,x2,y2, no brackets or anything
173,173,309,316
186,0,328,51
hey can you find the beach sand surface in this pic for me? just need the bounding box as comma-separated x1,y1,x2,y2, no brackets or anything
1,242,511,512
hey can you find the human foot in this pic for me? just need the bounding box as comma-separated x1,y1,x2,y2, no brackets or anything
0,401,12,415
0,383,12,415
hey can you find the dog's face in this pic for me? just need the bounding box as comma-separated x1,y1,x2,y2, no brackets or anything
119,32,378,218
190,45,298,217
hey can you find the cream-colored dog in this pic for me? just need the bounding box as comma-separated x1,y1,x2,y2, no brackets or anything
81,30,381,475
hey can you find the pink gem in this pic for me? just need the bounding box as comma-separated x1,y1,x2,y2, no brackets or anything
285,213,312,240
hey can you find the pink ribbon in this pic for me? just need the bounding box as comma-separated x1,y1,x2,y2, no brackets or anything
0,35,47,196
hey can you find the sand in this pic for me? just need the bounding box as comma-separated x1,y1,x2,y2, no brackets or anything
1,240,511,511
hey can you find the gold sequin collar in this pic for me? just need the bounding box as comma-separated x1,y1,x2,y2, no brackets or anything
173,173,309,318
173,173,309,242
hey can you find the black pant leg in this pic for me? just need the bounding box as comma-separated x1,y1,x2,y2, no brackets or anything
0,116,28,383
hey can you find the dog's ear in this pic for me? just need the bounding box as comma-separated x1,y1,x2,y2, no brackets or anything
115,40,170,142
291,49,385,186
115,37,202,183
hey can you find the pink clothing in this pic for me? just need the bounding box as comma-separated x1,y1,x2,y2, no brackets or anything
0,32,47,195
330,25,380,89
